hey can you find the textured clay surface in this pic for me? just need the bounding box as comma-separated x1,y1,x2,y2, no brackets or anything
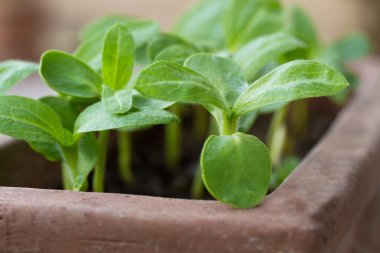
1,59,380,253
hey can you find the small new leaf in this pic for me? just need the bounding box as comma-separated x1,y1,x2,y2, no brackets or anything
40,51,102,98
102,24,135,90
0,60,39,94
233,60,349,116
102,85,133,114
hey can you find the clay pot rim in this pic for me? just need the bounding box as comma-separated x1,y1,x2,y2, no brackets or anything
1,58,380,252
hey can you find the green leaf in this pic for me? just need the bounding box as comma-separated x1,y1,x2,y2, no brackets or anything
289,7,318,49
155,45,197,64
224,0,283,50
147,33,196,61
102,85,133,114
173,0,229,50
234,33,305,81
80,15,131,41
132,90,173,110
40,96,80,131
238,111,258,133
102,25,135,90
40,51,102,98
135,61,225,109
184,54,247,110
233,60,349,116
29,141,62,162
329,33,371,61
270,156,300,190
201,132,271,208
74,101,178,133
0,60,39,94
76,20,160,70
0,96,71,145
60,134,98,190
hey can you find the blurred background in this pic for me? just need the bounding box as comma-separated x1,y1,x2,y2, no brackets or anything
0,0,379,62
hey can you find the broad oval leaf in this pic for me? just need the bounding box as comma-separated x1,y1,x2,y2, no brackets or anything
224,0,283,51
234,33,305,81
74,101,178,133
184,54,248,110
173,0,229,50
135,61,225,109
0,95,71,145
40,51,102,98
29,141,62,162
102,85,133,114
328,33,371,62
201,132,271,208
102,24,135,90
0,60,39,94
233,60,349,116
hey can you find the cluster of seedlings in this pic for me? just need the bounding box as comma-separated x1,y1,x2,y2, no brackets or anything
0,0,369,208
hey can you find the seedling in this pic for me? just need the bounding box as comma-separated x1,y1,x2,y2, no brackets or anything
0,24,178,191
135,54,348,208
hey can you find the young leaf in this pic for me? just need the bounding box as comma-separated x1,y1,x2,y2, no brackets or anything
102,24,135,90
234,33,305,81
233,60,349,116
328,33,371,61
201,132,271,208
0,60,39,94
147,34,196,61
60,134,98,190
74,101,178,133
224,0,283,50
154,45,197,64
135,61,225,109
289,7,318,50
173,0,229,49
40,96,80,131
80,15,131,41
102,85,133,114
76,20,160,70
40,51,102,98
0,96,71,145
184,54,248,110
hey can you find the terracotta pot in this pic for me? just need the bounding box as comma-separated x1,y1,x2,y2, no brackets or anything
1,59,380,252
0,0,43,61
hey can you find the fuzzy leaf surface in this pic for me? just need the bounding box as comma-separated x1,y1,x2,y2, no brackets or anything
0,60,39,94
233,61,349,116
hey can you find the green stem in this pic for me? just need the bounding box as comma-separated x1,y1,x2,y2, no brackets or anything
191,165,205,199
193,106,209,142
267,106,289,167
220,112,238,135
165,104,181,171
93,130,110,192
117,131,134,186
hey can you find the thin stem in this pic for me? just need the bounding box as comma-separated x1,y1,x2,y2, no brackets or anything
191,165,205,199
93,130,110,192
193,106,209,142
220,112,238,135
117,131,134,186
165,104,181,171
267,106,289,167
